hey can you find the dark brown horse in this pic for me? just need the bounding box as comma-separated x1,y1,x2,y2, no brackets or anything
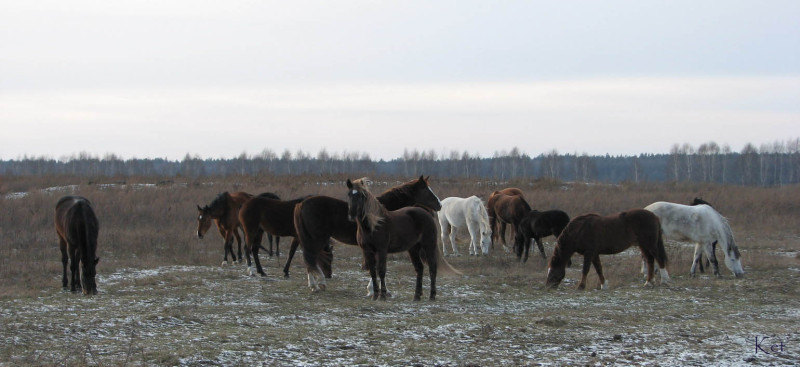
487,192,531,251
546,209,670,290
344,178,454,300
487,188,525,248
514,209,570,262
288,176,442,282
238,195,308,277
55,196,99,295
197,191,257,266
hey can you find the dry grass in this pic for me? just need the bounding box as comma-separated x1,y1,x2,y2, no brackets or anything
1,175,799,365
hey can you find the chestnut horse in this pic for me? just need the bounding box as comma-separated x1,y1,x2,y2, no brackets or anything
546,209,670,290
55,196,100,295
238,195,309,277
513,209,570,262
345,178,454,300
288,176,442,284
197,191,255,266
487,192,531,251
487,188,525,248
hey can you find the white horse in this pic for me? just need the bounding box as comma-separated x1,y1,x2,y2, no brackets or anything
644,201,744,278
438,196,492,256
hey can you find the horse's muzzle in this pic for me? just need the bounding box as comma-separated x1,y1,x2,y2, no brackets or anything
197,231,204,239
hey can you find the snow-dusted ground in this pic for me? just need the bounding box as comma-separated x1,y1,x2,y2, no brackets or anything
1,250,799,366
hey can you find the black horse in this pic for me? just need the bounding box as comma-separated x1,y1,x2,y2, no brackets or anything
514,209,570,262
55,196,100,295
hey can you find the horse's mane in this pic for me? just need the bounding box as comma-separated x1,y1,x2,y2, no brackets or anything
475,198,492,233
206,192,230,216
352,178,386,232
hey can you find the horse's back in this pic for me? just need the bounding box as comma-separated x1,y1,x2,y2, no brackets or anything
55,196,98,243
295,195,356,244
646,201,719,242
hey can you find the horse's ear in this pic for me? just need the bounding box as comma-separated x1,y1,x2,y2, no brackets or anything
425,176,430,182
346,179,353,189
418,175,424,182
197,205,203,211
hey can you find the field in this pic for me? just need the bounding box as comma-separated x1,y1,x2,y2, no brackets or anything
1,175,799,366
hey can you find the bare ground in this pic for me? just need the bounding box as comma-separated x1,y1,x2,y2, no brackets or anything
1,242,799,367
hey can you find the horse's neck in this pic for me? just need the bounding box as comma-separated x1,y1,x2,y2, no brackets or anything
378,190,413,211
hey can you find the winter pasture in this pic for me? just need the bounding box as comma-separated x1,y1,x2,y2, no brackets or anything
1,176,799,366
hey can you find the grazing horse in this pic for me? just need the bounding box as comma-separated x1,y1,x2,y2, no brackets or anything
546,209,670,290
238,195,308,277
55,196,100,295
487,193,531,251
437,196,492,256
197,191,254,266
513,209,570,262
345,178,453,301
487,188,524,248
290,175,442,291
644,201,744,278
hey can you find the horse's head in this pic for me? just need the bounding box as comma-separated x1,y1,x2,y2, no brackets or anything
479,225,492,256
346,179,367,222
691,197,712,207
545,246,567,289
81,257,99,295
196,205,213,239
408,176,441,211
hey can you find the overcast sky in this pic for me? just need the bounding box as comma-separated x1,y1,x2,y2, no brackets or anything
1,1,798,160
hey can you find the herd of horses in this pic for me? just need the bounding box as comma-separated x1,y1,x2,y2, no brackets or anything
55,176,744,299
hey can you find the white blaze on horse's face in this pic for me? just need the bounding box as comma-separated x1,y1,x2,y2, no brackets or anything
352,190,357,195
428,187,442,206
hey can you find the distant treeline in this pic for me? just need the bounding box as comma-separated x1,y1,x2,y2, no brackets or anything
3,139,800,186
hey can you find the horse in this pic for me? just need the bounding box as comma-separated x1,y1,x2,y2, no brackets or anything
487,192,531,251
487,188,524,248
197,191,265,266
55,196,100,295
238,195,309,277
513,209,570,262
437,196,492,256
290,175,442,292
644,201,744,278
545,209,670,290
346,178,454,301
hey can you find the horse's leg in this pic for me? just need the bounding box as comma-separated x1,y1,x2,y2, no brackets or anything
283,237,300,278
439,220,451,256
252,230,266,277
408,248,424,301
644,253,656,287
69,246,79,292
466,219,479,256
535,236,547,259
449,225,459,256
223,230,234,267
522,236,531,263
489,215,498,248
266,233,274,257
703,242,721,277
363,248,379,300
275,236,281,258
234,227,243,263
690,243,703,277
591,255,607,290
377,249,388,301
426,244,438,301
577,254,592,290
60,238,68,289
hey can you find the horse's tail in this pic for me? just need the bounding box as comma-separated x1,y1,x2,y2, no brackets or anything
434,244,463,276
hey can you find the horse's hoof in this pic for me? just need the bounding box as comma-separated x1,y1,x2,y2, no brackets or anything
600,281,609,290
221,261,228,267
413,296,421,301
371,294,379,301
283,273,290,279
318,284,326,291
644,281,654,288
248,267,255,276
